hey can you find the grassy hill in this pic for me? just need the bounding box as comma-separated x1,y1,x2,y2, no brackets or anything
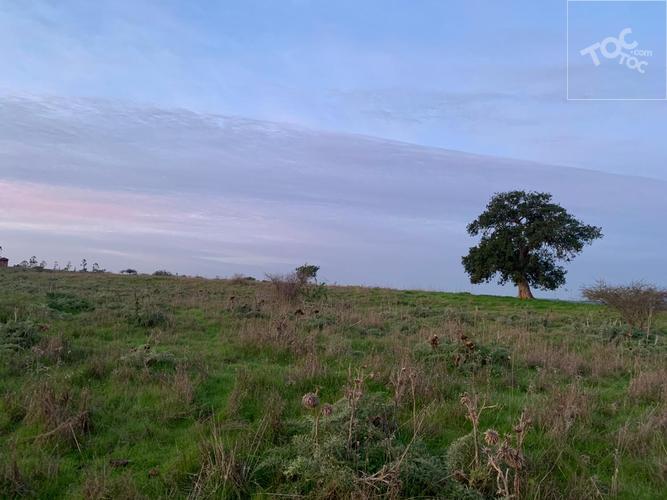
0,269,665,499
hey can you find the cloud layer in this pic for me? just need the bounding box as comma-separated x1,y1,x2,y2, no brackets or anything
1,95,665,296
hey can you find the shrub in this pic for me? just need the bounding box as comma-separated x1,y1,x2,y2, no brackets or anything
256,392,475,498
582,281,667,336
266,273,305,302
228,273,255,285
295,263,319,284
152,270,173,276
267,264,323,303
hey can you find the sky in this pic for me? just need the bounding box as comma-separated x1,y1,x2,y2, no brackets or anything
1,0,666,297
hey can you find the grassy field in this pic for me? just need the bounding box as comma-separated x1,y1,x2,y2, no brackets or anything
0,269,665,499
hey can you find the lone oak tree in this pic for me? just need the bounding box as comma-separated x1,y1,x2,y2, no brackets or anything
462,191,602,299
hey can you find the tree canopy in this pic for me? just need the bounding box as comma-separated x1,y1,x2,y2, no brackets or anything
462,191,602,299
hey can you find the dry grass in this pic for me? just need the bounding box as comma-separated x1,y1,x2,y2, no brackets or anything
24,381,92,449
265,272,306,303
80,468,143,500
0,443,29,498
619,406,667,457
31,333,70,365
286,334,326,385
531,382,592,439
238,314,309,356
189,416,268,499
512,335,588,377
172,364,196,406
628,368,667,403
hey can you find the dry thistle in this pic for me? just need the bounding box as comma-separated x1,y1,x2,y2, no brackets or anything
345,368,367,448
484,429,500,446
301,392,320,410
483,409,531,498
429,334,440,350
460,392,497,468
302,390,323,442
321,403,333,417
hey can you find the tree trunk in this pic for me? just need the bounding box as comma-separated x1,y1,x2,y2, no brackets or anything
517,279,534,300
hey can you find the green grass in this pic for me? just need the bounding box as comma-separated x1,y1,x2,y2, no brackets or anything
0,268,665,499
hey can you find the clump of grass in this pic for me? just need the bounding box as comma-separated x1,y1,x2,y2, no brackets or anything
265,265,322,303
628,368,667,403
238,315,307,356
120,344,177,370
531,382,592,438
415,331,510,375
189,416,269,499
81,353,114,380
131,308,172,328
31,333,71,365
23,380,92,449
266,273,305,303
0,390,26,430
0,442,29,497
171,364,196,406
0,320,42,350
46,292,94,314
515,338,589,377
226,368,278,420
619,406,667,457
80,468,143,499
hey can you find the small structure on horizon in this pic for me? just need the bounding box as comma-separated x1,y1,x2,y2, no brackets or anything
0,257,8,268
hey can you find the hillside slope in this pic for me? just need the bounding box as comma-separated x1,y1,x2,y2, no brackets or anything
0,270,665,498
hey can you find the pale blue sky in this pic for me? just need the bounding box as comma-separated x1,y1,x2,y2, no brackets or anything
0,1,665,295
2,0,666,178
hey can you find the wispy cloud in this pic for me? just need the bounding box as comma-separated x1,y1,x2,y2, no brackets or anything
2,2,667,179
1,96,665,295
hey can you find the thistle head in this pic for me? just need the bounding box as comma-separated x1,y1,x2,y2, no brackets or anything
484,429,500,445
301,392,320,410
